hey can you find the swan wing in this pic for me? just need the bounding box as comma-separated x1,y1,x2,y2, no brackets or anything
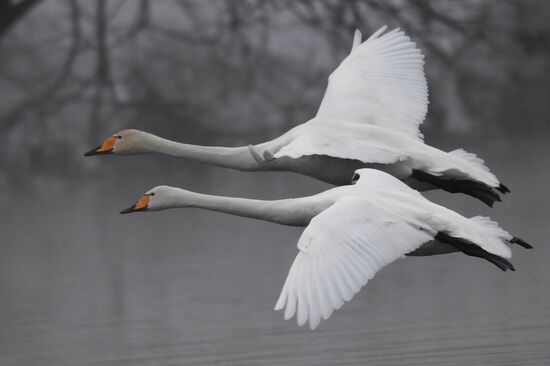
274,196,433,330
315,26,428,140
273,129,404,164
353,168,423,197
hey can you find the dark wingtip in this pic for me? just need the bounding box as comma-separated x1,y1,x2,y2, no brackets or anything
472,189,498,207
479,194,497,208
495,257,515,272
410,171,503,206
510,237,533,249
497,183,511,194
436,232,515,271
494,257,515,271
477,189,501,207
452,180,501,207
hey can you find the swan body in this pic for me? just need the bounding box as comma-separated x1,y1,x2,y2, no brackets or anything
87,27,508,205
122,169,530,330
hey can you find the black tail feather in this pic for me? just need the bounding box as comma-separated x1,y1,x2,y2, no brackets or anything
510,237,533,249
436,232,515,271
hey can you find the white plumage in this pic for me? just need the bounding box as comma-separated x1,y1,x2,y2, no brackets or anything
87,26,507,206
316,26,428,140
274,197,433,330
273,169,514,329
122,169,527,330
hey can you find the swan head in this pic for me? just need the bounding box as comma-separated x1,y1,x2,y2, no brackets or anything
120,186,185,214
351,168,373,184
84,129,155,156
350,168,387,185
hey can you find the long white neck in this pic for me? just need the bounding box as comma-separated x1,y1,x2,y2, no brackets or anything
140,134,270,171
167,190,331,226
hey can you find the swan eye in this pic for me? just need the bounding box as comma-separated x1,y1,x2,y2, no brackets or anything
116,135,122,139
351,173,360,184
149,192,155,196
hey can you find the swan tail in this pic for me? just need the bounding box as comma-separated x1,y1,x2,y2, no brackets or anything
437,214,513,258
447,148,505,190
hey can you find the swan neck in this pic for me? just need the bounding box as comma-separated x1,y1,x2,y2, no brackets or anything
147,136,261,171
179,191,319,226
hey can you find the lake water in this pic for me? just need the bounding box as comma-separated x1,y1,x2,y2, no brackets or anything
1,141,549,365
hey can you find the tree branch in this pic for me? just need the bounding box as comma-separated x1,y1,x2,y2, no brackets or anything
0,0,42,40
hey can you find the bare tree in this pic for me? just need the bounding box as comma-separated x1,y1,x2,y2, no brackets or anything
0,0,548,181
0,0,42,39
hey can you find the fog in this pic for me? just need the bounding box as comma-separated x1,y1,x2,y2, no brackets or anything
1,1,549,365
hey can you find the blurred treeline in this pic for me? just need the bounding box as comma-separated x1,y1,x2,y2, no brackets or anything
1,0,549,187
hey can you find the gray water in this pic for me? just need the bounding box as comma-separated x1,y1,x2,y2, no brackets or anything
1,141,549,365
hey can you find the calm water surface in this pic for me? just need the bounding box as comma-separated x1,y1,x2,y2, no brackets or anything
1,144,549,365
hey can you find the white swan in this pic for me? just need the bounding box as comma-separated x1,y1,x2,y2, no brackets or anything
86,26,508,206
120,169,530,330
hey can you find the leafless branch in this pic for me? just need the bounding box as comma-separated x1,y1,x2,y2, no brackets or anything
0,0,82,130
0,0,42,40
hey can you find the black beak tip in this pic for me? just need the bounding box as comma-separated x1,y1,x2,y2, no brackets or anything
84,147,113,156
84,149,98,157
120,206,136,214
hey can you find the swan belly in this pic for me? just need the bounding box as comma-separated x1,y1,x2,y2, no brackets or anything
277,155,418,186
276,155,363,185
267,122,468,187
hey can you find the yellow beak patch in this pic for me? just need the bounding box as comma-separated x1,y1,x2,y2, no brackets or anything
97,136,118,153
134,195,150,210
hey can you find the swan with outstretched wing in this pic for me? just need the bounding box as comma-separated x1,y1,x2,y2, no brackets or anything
121,169,531,330
87,27,507,206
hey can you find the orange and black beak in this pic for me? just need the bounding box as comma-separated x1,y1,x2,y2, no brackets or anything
84,136,118,156
120,194,151,214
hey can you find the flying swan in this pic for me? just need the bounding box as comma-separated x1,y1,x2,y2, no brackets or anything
86,26,507,206
120,169,530,330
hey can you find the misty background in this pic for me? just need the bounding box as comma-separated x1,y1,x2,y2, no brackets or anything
1,1,549,365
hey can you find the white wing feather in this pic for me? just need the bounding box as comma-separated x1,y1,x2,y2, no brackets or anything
353,168,423,197
274,197,433,330
353,169,511,258
316,26,428,140
273,129,404,164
